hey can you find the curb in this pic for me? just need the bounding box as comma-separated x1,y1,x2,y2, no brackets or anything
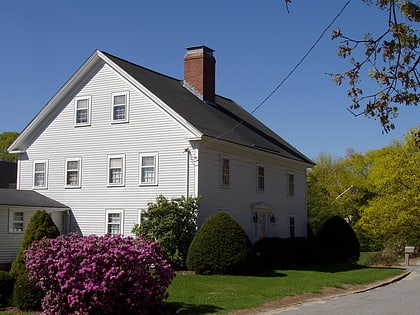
351,269,411,294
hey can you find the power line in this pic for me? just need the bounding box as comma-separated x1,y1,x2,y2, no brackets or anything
201,0,352,148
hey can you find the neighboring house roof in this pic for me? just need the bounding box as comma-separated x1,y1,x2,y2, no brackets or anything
0,161,17,188
9,49,314,166
0,189,68,208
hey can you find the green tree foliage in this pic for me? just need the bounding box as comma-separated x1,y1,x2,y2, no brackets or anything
0,132,19,162
10,210,60,278
132,195,199,270
186,211,255,275
316,216,360,263
357,127,420,247
308,127,420,252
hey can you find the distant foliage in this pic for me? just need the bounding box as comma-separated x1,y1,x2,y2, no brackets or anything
186,211,255,275
0,131,19,162
316,216,360,264
25,234,175,315
132,195,199,270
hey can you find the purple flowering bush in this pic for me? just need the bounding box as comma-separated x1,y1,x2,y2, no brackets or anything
24,233,174,315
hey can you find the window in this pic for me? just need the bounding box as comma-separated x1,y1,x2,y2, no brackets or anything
33,160,48,189
107,155,125,186
289,216,296,237
106,210,124,235
65,158,81,188
220,156,230,187
111,92,129,123
75,96,91,126
9,210,24,233
257,164,264,192
139,153,158,185
288,172,295,197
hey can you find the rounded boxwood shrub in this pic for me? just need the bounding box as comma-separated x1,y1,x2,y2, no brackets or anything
25,233,174,315
316,215,360,264
186,211,255,275
0,270,14,307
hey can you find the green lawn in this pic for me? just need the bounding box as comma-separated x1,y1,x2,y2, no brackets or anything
0,263,404,315
165,265,404,314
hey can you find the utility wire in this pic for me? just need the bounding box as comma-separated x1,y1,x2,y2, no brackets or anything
201,0,352,148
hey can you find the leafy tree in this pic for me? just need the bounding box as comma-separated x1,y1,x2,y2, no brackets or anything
287,1,419,134
0,132,19,162
132,195,199,270
356,127,420,247
186,211,255,275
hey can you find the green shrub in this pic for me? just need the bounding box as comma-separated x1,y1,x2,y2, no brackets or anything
12,272,42,311
132,195,199,270
186,211,255,275
316,215,360,264
0,270,14,307
254,237,318,268
10,210,60,278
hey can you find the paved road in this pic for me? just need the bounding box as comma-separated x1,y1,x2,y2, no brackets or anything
265,262,420,315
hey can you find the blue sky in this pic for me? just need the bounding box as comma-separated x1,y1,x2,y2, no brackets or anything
0,0,418,159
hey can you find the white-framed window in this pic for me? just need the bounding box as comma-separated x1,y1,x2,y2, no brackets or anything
65,158,81,188
9,209,25,233
220,156,230,187
74,96,91,126
288,172,295,197
106,209,124,235
111,92,129,123
139,153,158,185
107,155,125,186
257,163,265,192
289,216,296,237
33,160,48,189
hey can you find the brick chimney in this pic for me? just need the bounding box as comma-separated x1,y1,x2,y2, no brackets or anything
183,46,215,103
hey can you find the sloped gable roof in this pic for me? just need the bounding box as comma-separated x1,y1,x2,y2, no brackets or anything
0,189,68,208
102,52,314,165
9,49,313,165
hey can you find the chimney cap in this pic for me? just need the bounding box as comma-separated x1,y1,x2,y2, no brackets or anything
185,45,214,56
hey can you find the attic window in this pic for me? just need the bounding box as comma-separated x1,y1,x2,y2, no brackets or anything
33,160,48,189
111,92,129,123
75,96,91,126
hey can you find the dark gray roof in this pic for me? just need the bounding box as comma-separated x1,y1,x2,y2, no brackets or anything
0,189,68,208
102,52,314,165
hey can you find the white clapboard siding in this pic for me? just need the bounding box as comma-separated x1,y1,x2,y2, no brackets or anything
17,63,197,236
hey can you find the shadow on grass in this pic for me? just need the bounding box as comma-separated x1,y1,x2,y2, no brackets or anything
162,302,224,315
285,263,402,273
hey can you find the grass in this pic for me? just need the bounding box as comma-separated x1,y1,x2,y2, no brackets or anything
0,259,404,315
165,264,404,314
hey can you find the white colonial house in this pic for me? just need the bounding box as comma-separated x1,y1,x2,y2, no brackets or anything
3,46,314,264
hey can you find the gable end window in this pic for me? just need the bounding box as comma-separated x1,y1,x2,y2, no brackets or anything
74,96,91,126
106,209,124,235
107,155,125,186
220,156,230,187
33,160,48,189
257,164,265,192
65,158,81,188
9,210,25,233
111,92,129,123
288,172,295,197
139,153,158,185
